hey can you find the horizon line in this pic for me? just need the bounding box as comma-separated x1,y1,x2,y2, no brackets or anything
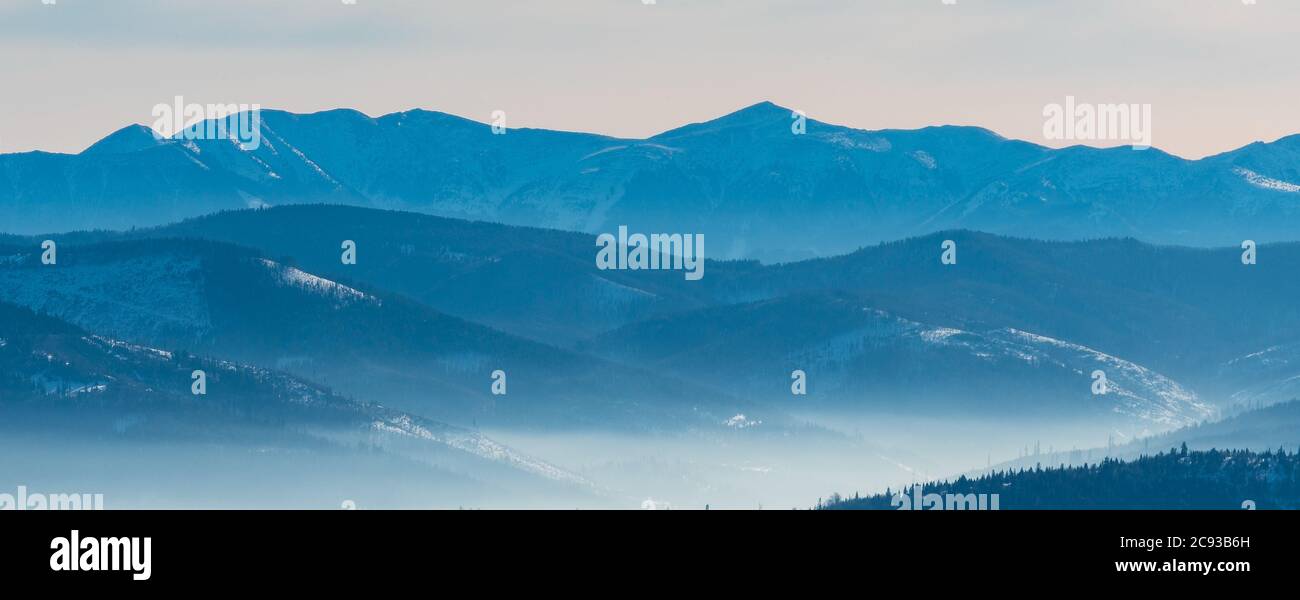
4,100,1296,162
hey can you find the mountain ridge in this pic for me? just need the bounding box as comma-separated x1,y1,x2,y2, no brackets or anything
0,299,599,507
17,100,1295,160
6,101,1300,261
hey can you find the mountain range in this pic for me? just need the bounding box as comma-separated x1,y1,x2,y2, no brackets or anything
5,102,1300,262
10,204,1300,441
6,100,1300,506
0,234,759,431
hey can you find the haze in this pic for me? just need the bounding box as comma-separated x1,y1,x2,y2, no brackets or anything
1,0,1297,158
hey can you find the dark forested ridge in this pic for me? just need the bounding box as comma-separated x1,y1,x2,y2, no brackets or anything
820,446,1300,510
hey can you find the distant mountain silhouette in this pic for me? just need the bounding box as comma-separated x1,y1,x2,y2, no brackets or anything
5,102,1300,261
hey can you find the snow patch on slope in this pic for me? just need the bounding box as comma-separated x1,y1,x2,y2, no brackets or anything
1234,167,1300,193
790,306,1212,428
911,150,937,169
818,131,891,152
985,328,1213,426
257,259,380,306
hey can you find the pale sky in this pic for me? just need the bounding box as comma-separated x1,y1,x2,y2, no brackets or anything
1,0,1296,158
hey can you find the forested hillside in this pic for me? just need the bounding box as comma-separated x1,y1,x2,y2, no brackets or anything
821,446,1300,510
